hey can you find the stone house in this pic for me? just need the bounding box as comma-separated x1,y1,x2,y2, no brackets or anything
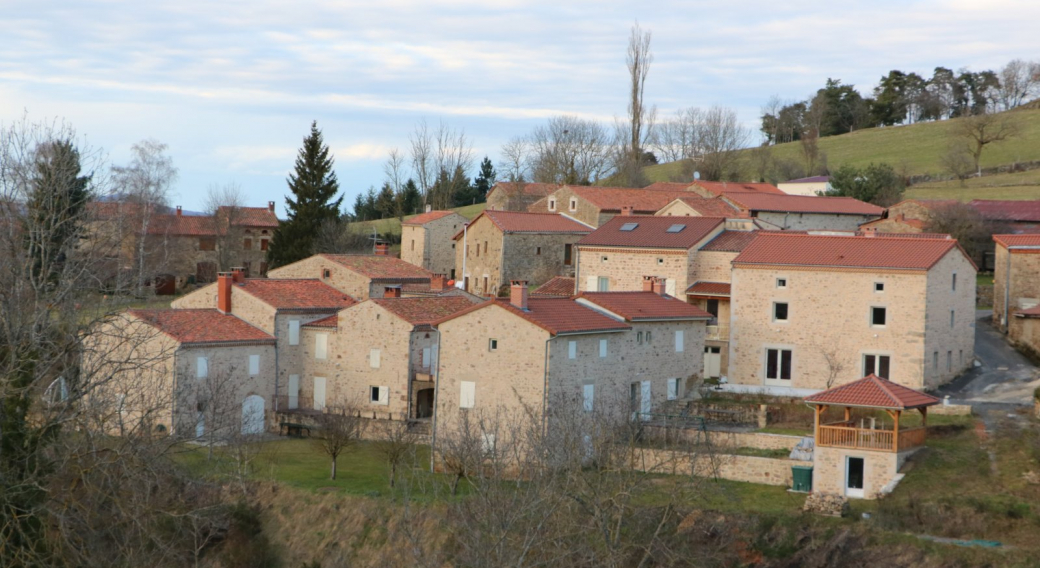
267,252,435,300
485,182,561,211
777,176,832,196
728,233,977,392
454,210,593,295
655,195,743,218
400,210,467,277
532,276,576,297
431,282,712,446
86,307,277,438
993,234,1040,333
971,200,1040,234
719,192,883,231
858,199,957,234
527,185,686,227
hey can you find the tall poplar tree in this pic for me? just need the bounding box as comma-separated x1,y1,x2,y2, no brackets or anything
268,121,343,267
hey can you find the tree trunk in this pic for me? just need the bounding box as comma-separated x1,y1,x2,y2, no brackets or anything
330,456,337,480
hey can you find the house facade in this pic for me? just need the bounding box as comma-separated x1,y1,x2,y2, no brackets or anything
720,193,883,231
527,185,684,227
267,252,435,300
485,182,561,212
400,210,467,277
728,233,976,391
993,234,1040,333
777,176,832,196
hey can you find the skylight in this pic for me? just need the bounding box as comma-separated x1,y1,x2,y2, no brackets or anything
619,222,639,231
666,224,686,233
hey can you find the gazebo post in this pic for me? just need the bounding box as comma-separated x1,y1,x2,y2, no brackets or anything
814,404,824,436
843,406,851,424
891,410,900,452
920,406,928,427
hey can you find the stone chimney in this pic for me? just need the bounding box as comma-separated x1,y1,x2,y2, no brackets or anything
176,205,183,217
862,227,877,238
374,243,389,256
510,280,529,310
642,275,656,292
384,285,402,298
268,201,275,212
620,206,634,216
652,277,666,296
431,274,446,291
231,267,245,283
895,213,905,221
217,272,233,313
425,204,432,213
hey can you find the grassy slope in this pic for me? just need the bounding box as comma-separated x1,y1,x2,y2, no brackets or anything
906,167,1040,201
348,202,485,238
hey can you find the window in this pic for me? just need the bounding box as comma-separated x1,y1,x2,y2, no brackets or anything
475,243,479,257
536,246,541,255
637,331,643,344
568,340,577,359
196,357,208,379
422,347,431,368
933,351,939,370
483,241,488,254
871,307,887,327
583,383,595,412
549,199,556,211
243,238,252,250
569,198,577,212
773,302,789,322
667,378,679,400
322,268,331,279
952,273,957,291
289,320,300,345
260,239,269,251
198,237,216,251
369,349,381,369
776,278,787,289
706,299,719,318
947,351,952,372
675,330,684,352
598,277,609,291
489,339,498,351
950,310,955,328
370,386,389,405
665,279,676,296
564,244,573,266
460,381,475,409
959,350,964,366
249,354,260,376
411,240,415,251
863,354,890,379
874,282,884,293
657,258,664,265
666,224,686,233
600,255,608,263
766,349,792,381
645,331,652,343
599,339,607,358
483,276,488,294
315,333,328,360
619,222,639,231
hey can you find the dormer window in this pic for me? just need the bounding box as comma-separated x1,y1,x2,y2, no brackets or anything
548,199,556,211
569,198,578,212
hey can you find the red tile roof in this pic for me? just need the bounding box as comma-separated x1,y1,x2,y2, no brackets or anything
734,233,964,271
970,200,1040,222
685,281,731,296
722,192,883,215
402,210,462,226
699,230,759,252
643,182,696,192
221,206,279,228
692,181,785,196
804,375,940,409
432,297,631,336
372,296,479,329
147,214,218,236
237,279,356,311
129,309,275,346
303,314,339,328
567,186,690,212
456,210,593,239
488,182,561,200
579,215,724,249
322,254,435,281
578,292,713,321
532,276,575,297
662,196,743,217
993,234,1040,248
1015,305,1040,318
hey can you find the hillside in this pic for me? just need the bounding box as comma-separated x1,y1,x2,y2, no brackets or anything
347,202,485,237
642,108,1040,189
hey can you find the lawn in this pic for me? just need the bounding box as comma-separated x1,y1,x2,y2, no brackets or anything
349,202,486,238
905,169,1040,201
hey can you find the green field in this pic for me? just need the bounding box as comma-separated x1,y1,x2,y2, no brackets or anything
349,202,485,238
905,167,1040,201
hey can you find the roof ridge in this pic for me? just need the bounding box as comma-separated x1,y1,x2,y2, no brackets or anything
867,374,902,407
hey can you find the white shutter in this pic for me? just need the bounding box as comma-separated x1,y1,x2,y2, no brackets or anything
288,375,300,409
675,330,684,352
288,320,300,345
583,384,595,412
586,276,598,292
196,357,208,378
315,334,328,360
249,354,260,375
460,381,476,409
422,347,431,368
378,386,389,405
369,349,381,369
568,340,577,359
667,378,678,400
599,339,607,358
665,279,676,296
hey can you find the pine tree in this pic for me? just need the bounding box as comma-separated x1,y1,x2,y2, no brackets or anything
26,139,92,283
268,121,343,267
375,182,396,219
473,156,496,203
399,179,421,215
350,192,366,222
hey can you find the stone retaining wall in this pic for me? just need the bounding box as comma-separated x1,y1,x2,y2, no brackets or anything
642,425,803,451
634,448,799,487
930,403,973,416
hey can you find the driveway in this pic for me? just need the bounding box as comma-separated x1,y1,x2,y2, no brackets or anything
935,310,1040,405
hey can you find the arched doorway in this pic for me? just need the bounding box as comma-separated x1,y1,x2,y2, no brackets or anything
241,395,265,435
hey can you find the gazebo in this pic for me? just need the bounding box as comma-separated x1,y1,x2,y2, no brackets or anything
804,374,940,499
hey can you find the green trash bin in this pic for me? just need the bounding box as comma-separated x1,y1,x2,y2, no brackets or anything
791,465,813,492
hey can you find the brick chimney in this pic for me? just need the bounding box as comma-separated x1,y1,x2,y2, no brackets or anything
176,205,182,217
895,213,905,222
510,280,529,310
642,275,656,292
652,277,666,296
431,274,446,291
384,285,401,298
268,201,275,212
217,272,233,313
231,267,245,283
862,227,877,238
620,206,634,216
374,243,389,256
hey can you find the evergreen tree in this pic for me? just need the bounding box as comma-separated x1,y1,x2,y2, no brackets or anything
268,121,343,268
473,156,496,203
398,179,422,216
375,182,396,219
26,139,92,283
350,192,366,222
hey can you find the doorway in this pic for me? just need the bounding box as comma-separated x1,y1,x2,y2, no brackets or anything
416,388,434,418
241,395,265,435
704,346,722,378
845,456,865,498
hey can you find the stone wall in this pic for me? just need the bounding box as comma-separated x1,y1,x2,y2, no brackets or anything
756,211,878,231
922,249,977,388
577,246,689,293
977,284,994,308
454,214,504,296
994,244,1040,331
501,232,586,289
634,448,796,487
641,426,802,451
929,403,973,416
811,446,905,500
401,213,466,276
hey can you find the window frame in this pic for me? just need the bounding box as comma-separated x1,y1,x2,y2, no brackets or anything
870,306,887,327
773,302,789,322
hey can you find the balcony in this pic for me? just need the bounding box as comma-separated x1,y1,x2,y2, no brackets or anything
413,372,434,384
817,422,927,453
705,324,730,341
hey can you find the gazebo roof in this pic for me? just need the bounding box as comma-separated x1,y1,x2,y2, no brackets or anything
804,375,940,410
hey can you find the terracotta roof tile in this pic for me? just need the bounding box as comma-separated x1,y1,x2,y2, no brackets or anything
663,196,743,217
456,210,592,239
722,192,883,215
734,233,962,270
578,292,712,321
237,279,356,311
692,181,785,195
567,186,690,212
372,296,479,328
970,200,1040,222
432,297,631,336
488,182,561,200
322,254,435,281
579,215,724,249
402,210,462,226
643,182,695,192
532,276,575,297
147,214,218,236
699,230,759,252
993,234,1040,248
221,206,279,227
685,281,731,296
1015,305,1040,317
303,314,338,328
129,309,275,345
804,375,940,409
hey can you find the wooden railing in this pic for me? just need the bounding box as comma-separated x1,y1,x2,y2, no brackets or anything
817,423,927,452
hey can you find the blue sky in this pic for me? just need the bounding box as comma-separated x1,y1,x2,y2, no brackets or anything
2,0,1038,214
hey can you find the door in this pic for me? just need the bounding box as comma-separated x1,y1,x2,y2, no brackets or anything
640,380,652,421
313,377,326,411
241,395,265,435
704,346,722,378
416,388,434,418
288,375,299,409
845,457,865,498
195,412,205,438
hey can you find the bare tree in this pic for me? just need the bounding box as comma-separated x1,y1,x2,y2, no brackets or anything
313,403,367,480
698,106,750,181
204,181,245,272
384,147,406,193
955,112,1020,176
652,107,704,164
409,120,435,207
372,420,416,488
529,115,612,185
800,127,820,176
939,142,975,184
626,22,655,162
995,59,1040,111
924,202,1009,266
312,217,372,254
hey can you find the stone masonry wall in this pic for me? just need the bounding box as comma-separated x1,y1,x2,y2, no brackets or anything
501,232,587,289
922,250,977,388
994,245,1040,331
634,448,796,487
454,215,504,296
812,446,901,500
757,212,878,231
577,247,689,293
268,256,372,300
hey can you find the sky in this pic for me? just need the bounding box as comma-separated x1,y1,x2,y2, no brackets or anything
2,0,1038,215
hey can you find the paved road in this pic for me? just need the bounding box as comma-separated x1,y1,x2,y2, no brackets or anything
936,310,1040,405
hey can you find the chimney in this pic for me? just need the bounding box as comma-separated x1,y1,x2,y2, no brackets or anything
896,213,905,222
231,267,245,283
425,204,432,213
374,243,389,256
510,280,529,310
652,277,666,296
384,285,401,298
217,272,233,313
176,205,183,217
431,274,446,291
621,206,634,216
862,227,877,238
268,201,275,212
642,275,656,292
